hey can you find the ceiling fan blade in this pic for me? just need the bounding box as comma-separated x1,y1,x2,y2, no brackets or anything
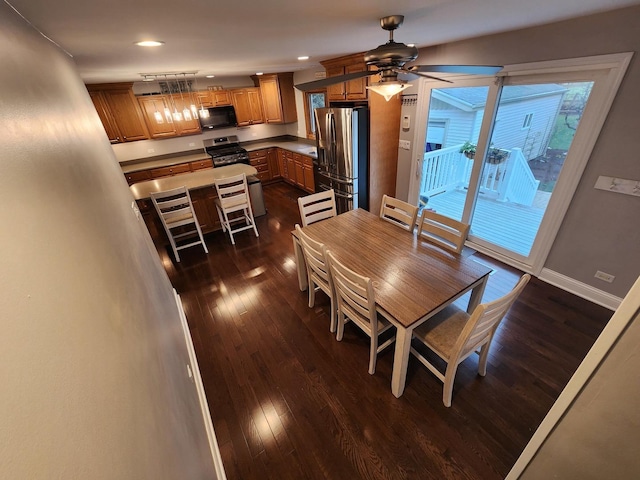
394,68,452,83
409,65,503,75
295,70,377,91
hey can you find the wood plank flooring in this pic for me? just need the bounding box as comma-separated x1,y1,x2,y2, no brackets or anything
159,182,611,480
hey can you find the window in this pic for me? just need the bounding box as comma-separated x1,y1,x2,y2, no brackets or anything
522,113,533,129
303,90,326,139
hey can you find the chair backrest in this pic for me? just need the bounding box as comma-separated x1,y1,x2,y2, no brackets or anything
298,190,337,227
379,195,418,231
150,186,197,230
326,251,380,336
453,274,531,361
295,224,332,291
418,210,470,254
214,173,250,211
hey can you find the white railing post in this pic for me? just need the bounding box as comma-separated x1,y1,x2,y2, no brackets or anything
496,150,514,201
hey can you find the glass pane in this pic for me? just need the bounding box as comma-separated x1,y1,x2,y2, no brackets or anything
470,81,594,256
418,86,490,219
308,93,326,134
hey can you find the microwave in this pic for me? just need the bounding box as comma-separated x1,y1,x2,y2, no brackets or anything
198,105,237,129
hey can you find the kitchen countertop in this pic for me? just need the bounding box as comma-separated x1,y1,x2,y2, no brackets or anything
121,138,317,174
130,164,258,200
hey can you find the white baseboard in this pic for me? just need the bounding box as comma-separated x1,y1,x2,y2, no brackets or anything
539,268,622,311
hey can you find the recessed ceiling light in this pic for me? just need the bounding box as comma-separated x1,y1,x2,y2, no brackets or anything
298,56,309,61
206,75,215,78
135,40,165,47
256,72,263,76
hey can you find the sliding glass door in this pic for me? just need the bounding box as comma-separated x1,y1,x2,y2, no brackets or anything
410,54,629,273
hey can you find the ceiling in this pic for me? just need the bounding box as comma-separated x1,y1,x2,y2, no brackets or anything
7,0,640,84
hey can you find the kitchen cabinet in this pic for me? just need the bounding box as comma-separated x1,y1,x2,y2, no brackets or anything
195,89,232,107
87,83,149,143
293,153,315,193
189,186,221,233
320,53,371,102
284,150,297,186
277,149,287,180
248,149,271,183
230,87,264,126
138,94,201,138
125,170,152,186
150,163,191,179
254,73,297,124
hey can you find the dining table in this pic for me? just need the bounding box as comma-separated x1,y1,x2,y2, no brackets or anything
292,208,493,397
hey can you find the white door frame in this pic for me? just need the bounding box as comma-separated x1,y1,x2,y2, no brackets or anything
409,53,632,275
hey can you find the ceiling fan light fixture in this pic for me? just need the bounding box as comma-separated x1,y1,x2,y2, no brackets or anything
367,81,411,101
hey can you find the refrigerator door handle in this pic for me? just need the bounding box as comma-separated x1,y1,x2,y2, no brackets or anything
332,189,354,200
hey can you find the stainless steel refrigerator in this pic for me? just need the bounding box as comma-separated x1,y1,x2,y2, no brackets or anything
314,107,368,213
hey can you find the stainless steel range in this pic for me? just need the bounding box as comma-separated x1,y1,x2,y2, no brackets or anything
203,135,250,167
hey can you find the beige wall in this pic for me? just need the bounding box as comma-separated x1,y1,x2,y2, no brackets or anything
0,4,216,479
413,6,640,297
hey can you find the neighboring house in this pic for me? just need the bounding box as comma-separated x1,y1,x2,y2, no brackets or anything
427,85,567,160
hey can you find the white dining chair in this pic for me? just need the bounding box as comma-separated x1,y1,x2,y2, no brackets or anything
379,194,418,232
150,186,208,262
418,209,470,254
295,224,337,332
410,274,530,406
326,250,396,375
298,189,338,227
214,173,259,245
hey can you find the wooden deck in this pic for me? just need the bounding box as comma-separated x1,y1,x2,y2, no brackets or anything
425,189,550,256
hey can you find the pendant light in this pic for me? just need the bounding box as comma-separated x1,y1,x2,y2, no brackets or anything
162,75,173,123
151,75,164,124
176,73,192,121
193,73,209,118
188,73,199,120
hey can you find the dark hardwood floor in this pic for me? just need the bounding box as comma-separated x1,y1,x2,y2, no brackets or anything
160,182,611,479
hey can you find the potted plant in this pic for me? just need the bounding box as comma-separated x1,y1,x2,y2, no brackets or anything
459,141,476,159
486,146,508,165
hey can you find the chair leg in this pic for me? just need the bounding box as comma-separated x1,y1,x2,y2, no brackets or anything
442,363,459,407
329,296,336,333
369,335,378,375
308,281,316,308
478,342,491,376
336,312,345,341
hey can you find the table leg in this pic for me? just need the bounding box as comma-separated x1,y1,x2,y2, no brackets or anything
391,326,413,398
292,236,308,291
467,275,489,313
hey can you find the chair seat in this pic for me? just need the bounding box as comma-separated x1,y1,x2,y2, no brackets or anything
412,305,470,360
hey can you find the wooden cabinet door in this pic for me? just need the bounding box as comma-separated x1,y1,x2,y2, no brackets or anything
231,88,263,126
190,186,220,233
302,155,315,192
124,170,151,185
211,90,232,106
260,76,284,123
195,91,212,108
267,148,280,179
293,153,305,189
102,88,149,142
326,65,346,101
170,94,202,135
285,152,296,185
138,96,178,138
89,90,121,143
247,88,264,124
345,63,368,100
277,149,287,179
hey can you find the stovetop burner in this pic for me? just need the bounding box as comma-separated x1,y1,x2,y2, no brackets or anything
203,135,250,167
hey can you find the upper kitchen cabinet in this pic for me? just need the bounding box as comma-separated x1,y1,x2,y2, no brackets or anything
196,89,232,107
87,83,149,143
253,73,297,124
230,87,264,127
138,95,201,139
321,53,372,102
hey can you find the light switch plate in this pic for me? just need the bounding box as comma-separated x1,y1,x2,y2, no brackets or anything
399,140,411,150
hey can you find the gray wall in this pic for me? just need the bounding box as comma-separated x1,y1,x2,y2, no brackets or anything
0,4,216,479
413,6,640,297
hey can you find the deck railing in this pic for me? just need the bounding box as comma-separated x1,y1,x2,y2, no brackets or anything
420,145,540,206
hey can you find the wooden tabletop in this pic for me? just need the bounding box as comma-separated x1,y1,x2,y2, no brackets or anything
129,164,258,200
297,209,492,329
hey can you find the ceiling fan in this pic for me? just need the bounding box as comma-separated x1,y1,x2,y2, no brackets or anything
295,15,503,101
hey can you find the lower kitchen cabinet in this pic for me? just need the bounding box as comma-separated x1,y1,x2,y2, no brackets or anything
189,186,221,233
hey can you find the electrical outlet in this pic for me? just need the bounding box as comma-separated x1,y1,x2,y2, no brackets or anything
399,140,411,150
188,142,195,147
131,201,140,220
594,270,615,283
147,148,155,153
